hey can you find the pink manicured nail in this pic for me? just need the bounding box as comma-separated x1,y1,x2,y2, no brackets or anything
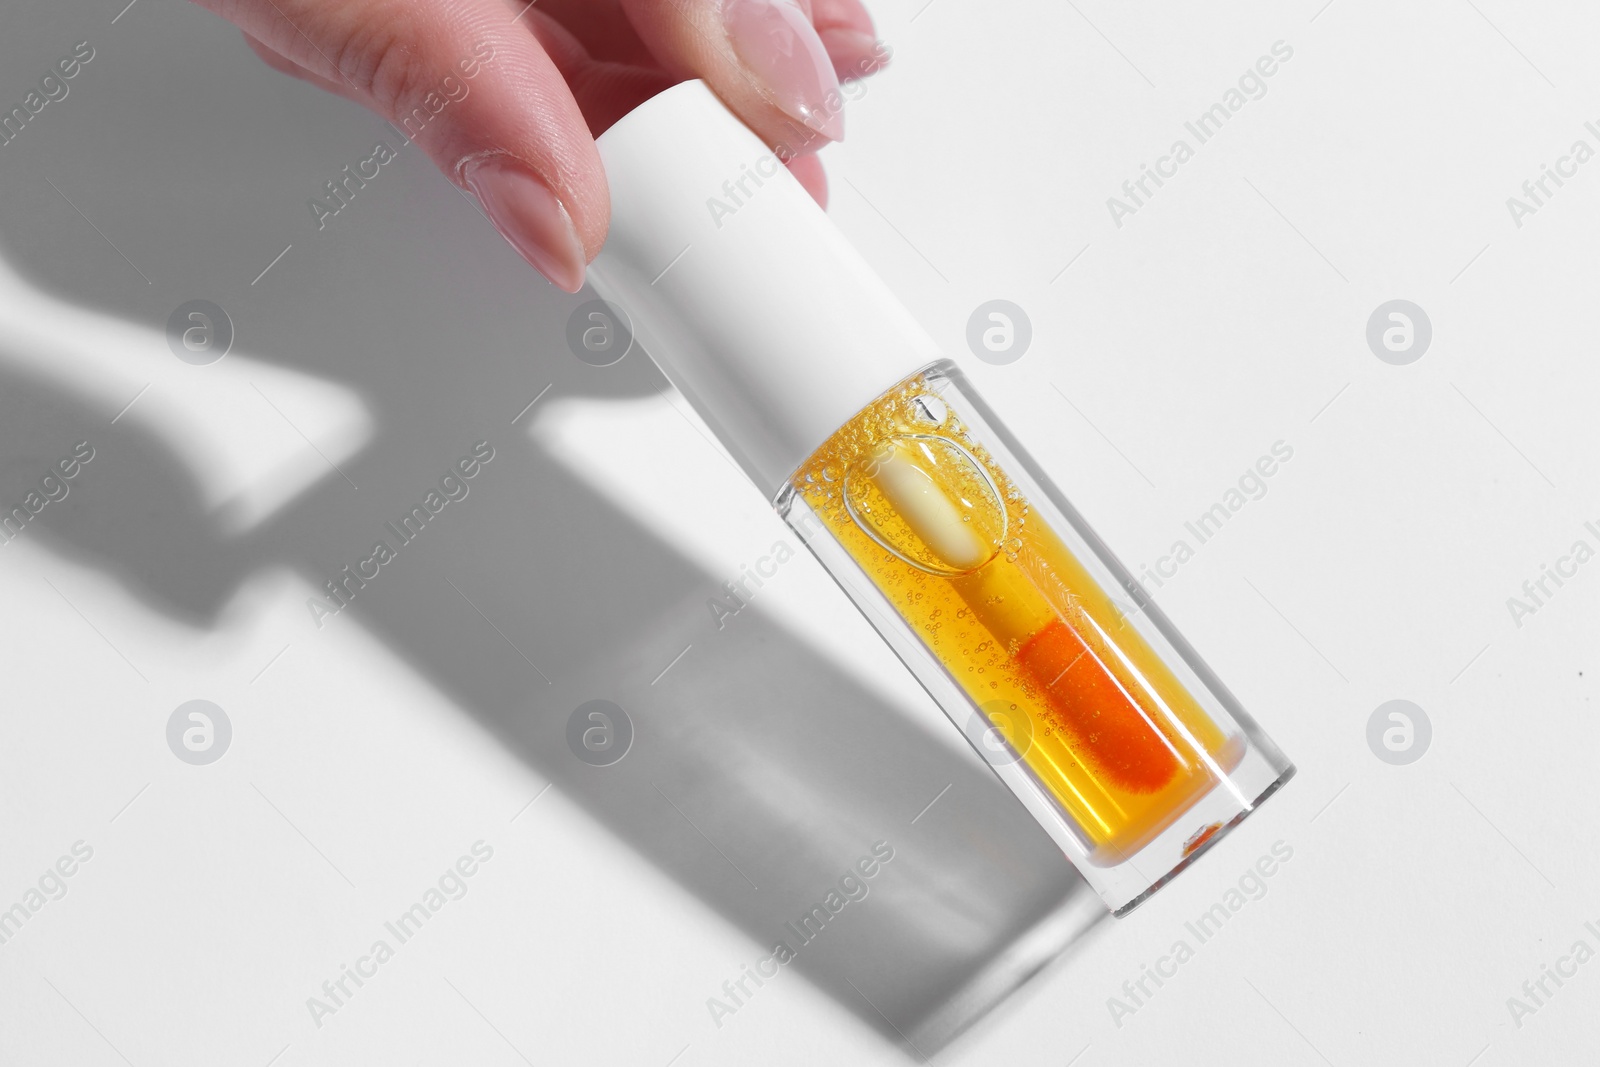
724,0,846,142
463,157,586,293
816,28,890,83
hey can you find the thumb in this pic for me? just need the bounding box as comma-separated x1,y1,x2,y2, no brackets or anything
621,0,878,157
199,0,604,292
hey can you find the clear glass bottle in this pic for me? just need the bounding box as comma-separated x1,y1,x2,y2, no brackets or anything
777,363,1290,912
590,81,1293,914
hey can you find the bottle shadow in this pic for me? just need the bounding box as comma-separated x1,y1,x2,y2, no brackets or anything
0,288,1106,1054
0,13,1108,1055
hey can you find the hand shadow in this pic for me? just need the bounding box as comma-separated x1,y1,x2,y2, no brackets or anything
0,10,1108,1056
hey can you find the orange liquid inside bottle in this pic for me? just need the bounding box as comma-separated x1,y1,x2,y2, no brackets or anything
794,377,1245,862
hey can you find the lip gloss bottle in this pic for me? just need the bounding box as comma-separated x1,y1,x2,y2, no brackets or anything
588,81,1293,914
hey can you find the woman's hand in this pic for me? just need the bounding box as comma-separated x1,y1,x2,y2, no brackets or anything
193,0,889,291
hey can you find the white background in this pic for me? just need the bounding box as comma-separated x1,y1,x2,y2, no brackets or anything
1,1,1597,1064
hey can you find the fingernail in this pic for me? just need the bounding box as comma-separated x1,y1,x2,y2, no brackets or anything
724,0,846,142
463,156,586,293
817,28,890,83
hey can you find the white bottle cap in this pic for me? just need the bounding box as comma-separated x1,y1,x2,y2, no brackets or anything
589,80,941,500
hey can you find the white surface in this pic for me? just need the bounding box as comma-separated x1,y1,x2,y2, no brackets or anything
1,1,1597,1065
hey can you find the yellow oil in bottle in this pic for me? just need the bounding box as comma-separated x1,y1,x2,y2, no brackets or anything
793,375,1244,862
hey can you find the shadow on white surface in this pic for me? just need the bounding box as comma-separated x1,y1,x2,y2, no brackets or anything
0,8,1111,1057
0,256,1111,1054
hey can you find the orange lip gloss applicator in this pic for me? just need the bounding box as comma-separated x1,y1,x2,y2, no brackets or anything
588,82,1293,914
